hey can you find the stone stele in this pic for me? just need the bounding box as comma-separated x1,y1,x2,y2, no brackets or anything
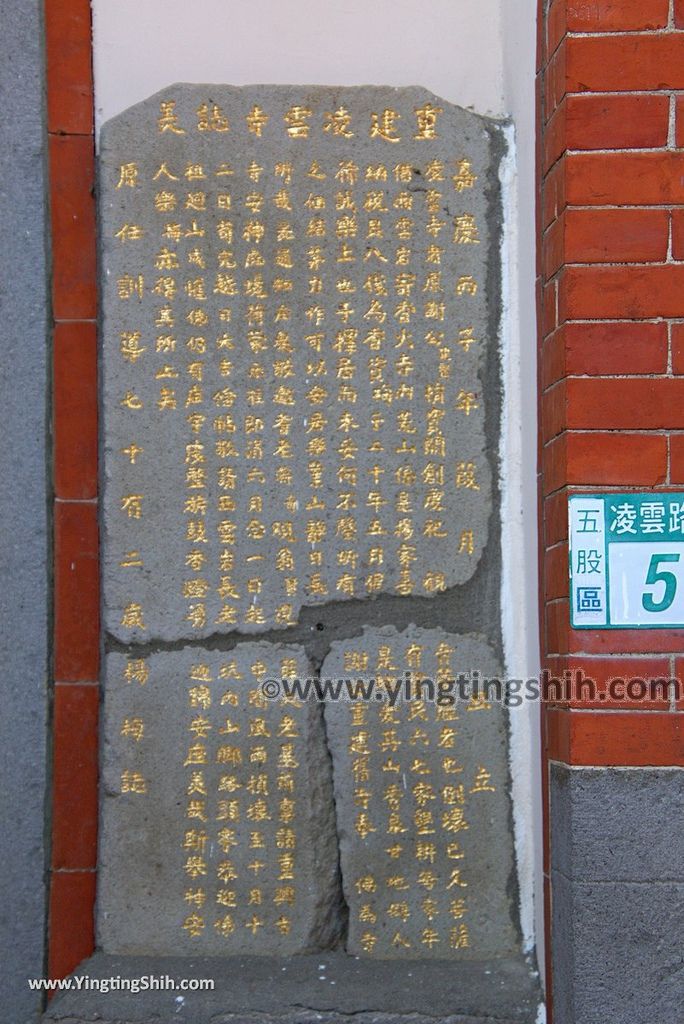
98,643,342,955
321,624,519,959
99,84,503,642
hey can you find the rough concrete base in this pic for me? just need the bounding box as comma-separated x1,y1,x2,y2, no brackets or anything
550,766,684,1024
43,952,542,1024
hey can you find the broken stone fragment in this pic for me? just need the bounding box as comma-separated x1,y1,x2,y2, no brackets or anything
99,643,343,955
322,624,519,958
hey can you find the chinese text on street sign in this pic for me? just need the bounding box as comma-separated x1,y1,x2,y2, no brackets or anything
569,493,684,629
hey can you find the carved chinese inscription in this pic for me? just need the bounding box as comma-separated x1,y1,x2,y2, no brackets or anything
101,85,495,641
98,86,514,963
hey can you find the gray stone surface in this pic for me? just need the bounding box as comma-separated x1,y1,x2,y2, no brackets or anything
550,764,684,881
551,871,684,1024
43,951,542,1024
322,625,519,959
550,766,684,1024
89,81,524,1021
99,84,503,641
99,645,342,955
0,0,49,1020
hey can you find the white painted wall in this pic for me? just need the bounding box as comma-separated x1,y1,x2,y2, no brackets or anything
499,0,545,979
92,0,507,130
92,0,542,980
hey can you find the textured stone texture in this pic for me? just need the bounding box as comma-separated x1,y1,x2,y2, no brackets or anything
0,1,49,1020
99,84,503,641
322,625,518,958
86,82,526,1023
551,872,684,1024
99,645,342,955
551,764,684,880
550,765,684,1024
43,951,542,1024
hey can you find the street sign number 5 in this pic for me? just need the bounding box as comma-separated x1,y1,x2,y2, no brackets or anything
642,553,680,613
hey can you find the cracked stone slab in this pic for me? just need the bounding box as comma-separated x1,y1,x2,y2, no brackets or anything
98,644,342,955
322,625,519,959
43,952,542,1024
100,84,503,641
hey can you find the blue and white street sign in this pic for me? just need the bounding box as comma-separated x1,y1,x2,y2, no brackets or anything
569,493,684,629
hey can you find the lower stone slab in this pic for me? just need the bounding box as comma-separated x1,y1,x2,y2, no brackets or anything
99,645,342,955
43,952,542,1024
322,626,518,959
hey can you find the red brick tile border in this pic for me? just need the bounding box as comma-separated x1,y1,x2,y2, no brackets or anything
538,0,684,1014
45,0,98,983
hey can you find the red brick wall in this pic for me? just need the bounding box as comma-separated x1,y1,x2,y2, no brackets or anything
538,0,684,1012
46,0,99,982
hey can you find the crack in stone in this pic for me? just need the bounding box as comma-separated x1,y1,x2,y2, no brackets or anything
315,694,350,951
104,566,503,668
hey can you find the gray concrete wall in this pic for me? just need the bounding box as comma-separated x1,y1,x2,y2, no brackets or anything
0,1,50,1020
550,764,684,1024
